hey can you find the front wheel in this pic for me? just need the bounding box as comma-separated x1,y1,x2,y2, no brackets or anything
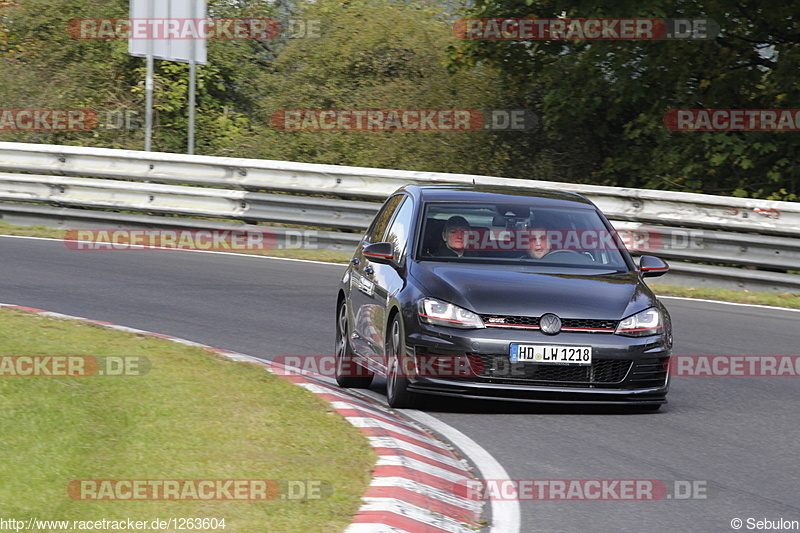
385,315,419,409
335,300,373,388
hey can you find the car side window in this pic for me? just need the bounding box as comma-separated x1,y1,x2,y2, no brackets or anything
366,195,403,244
383,196,415,263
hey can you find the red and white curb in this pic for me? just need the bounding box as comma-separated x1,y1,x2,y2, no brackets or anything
0,303,485,533
282,377,483,533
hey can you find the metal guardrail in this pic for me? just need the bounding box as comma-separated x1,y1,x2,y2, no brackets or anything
611,222,800,271
0,172,378,230
2,142,800,236
1,141,799,292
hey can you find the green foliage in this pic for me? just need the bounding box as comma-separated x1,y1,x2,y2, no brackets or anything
237,0,514,176
1,0,798,201
0,0,269,153
453,0,800,198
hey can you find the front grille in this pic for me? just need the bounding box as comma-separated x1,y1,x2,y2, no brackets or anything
475,354,632,385
562,318,618,331
480,315,618,333
483,315,540,328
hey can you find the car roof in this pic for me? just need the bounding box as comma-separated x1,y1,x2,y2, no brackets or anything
401,184,596,208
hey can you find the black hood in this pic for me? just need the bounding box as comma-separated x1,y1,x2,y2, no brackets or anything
410,262,655,320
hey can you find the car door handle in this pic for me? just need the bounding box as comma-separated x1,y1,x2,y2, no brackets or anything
363,266,374,276
350,257,360,266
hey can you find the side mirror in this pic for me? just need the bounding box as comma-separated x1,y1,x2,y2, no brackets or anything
639,255,669,277
363,242,396,266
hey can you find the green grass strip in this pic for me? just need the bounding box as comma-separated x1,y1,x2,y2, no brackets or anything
0,308,375,532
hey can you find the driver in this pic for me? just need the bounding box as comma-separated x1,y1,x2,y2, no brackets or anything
526,227,552,259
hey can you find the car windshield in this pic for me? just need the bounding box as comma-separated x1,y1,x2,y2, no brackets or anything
417,202,630,270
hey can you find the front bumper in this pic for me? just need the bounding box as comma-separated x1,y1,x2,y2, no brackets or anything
405,324,670,405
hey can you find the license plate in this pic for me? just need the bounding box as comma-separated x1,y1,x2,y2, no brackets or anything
510,344,592,365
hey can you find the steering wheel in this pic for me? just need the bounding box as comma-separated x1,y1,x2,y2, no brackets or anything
541,250,596,262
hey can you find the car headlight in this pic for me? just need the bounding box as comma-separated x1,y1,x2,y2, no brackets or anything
418,298,485,329
615,308,663,337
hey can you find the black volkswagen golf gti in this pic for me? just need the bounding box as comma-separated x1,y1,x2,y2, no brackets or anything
335,185,672,410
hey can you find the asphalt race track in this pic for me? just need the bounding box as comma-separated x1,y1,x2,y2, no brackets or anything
3,235,799,533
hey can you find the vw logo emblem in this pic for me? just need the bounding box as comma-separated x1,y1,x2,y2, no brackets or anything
540,313,562,335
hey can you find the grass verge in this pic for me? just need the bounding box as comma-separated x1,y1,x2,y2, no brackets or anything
0,307,375,532
648,284,800,309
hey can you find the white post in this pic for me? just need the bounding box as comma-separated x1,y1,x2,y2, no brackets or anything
188,0,197,155
144,0,154,152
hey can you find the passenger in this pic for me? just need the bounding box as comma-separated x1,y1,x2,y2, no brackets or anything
440,216,471,257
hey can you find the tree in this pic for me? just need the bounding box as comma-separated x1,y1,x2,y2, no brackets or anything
451,0,800,199
0,0,274,154
237,0,516,177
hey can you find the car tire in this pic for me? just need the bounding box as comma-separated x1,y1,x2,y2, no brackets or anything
335,300,373,388
385,314,419,409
